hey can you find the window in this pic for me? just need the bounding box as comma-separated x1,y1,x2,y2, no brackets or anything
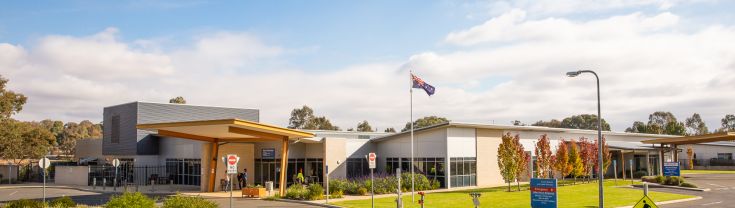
386,157,446,188
347,158,369,179
165,158,201,186
450,157,476,187
111,115,120,144
717,153,733,160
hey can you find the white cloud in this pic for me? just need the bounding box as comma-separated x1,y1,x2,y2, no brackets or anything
477,0,709,16
2,9,735,132
446,10,679,46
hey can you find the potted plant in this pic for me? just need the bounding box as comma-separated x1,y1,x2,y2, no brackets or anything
242,185,266,198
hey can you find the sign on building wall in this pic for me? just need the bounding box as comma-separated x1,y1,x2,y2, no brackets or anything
663,162,680,176
530,178,558,208
262,148,276,159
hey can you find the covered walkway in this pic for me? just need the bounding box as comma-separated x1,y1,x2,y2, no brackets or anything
642,132,735,174
137,119,315,196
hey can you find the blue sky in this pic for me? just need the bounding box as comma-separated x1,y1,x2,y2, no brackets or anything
1,0,734,132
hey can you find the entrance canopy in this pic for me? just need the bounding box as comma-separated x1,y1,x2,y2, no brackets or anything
137,118,314,195
641,131,735,145
136,118,314,142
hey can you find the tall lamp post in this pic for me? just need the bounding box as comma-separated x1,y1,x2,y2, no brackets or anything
566,70,604,208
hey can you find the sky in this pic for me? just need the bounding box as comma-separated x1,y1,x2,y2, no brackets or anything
1,0,734,132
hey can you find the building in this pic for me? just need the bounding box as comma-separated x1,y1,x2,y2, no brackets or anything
94,101,735,193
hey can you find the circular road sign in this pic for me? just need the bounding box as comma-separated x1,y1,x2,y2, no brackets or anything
112,159,120,167
227,155,238,165
38,157,51,169
368,153,376,162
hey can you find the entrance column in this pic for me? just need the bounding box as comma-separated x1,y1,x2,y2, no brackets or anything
659,144,664,176
208,139,220,192
673,144,679,164
620,150,626,179
279,137,290,196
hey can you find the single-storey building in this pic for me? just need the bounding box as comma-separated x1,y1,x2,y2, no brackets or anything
84,101,735,193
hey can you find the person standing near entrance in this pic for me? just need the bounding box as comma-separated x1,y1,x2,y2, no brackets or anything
236,170,243,189
240,168,248,188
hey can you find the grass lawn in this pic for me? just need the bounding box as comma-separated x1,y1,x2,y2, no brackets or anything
333,180,694,208
682,169,735,174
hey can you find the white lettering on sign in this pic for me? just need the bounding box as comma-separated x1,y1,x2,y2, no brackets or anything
225,154,239,174
368,152,376,169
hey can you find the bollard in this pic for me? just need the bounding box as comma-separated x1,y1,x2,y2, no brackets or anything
103,178,106,190
418,192,425,208
93,178,97,190
151,179,156,193
643,183,649,196
170,179,174,192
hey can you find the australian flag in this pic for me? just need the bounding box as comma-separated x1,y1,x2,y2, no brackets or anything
411,73,435,96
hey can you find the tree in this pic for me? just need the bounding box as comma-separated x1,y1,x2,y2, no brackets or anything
287,106,340,130
0,119,54,166
625,111,686,135
578,138,596,182
553,140,571,179
384,127,396,133
401,116,449,132
39,119,65,145
568,140,584,184
169,96,186,104
497,133,520,191
346,128,354,131
594,137,612,174
721,114,735,132
532,114,611,131
532,119,562,128
534,135,553,179
58,120,103,156
511,120,526,126
0,75,27,119
685,113,709,136
514,135,530,191
356,120,374,132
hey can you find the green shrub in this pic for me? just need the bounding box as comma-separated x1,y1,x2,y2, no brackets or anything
654,175,666,184
357,187,368,195
664,176,684,185
641,176,657,183
284,184,308,200
162,194,217,208
430,179,441,190
4,199,46,208
50,196,76,208
680,182,697,188
401,173,432,191
330,190,344,198
633,171,648,178
105,192,156,208
306,183,324,200
328,179,348,194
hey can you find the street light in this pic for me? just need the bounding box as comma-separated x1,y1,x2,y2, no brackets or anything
567,70,604,208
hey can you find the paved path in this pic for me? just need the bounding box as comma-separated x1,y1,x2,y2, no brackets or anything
0,186,320,207
647,174,735,208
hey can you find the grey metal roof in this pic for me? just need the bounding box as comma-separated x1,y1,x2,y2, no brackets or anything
607,141,656,150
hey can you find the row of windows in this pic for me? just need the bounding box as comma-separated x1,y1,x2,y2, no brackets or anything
346,158,370,179
253,158,323,187
385,157,447,188
165,158,201,186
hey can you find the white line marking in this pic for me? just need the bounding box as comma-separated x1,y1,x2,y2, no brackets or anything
9,191,18,196
708,183,726,188
702,201,722,206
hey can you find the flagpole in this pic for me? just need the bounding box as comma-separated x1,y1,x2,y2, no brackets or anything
410,69,415,203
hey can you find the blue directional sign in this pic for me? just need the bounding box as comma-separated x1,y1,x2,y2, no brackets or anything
261,148,276,159
531,178,558,208
663,162,680,176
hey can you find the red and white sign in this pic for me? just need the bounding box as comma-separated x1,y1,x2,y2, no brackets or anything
368,152,376,169
224,154,239,174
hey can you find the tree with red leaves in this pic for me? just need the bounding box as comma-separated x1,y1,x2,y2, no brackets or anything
514,135,530,191
578,138,596,183
593,137,612,177
535,134,553,178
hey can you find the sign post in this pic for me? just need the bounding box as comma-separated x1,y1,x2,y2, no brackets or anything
112,159,120,191
325,165,329,204
38,157,51,205
368,152,377,208
613,160,618,185
630,159,634,185
469,192,481,208
396,168,402,208
222,154,239,208
530,178,558,208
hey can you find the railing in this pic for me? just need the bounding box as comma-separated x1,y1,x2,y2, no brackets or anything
709,159,735,166
88,165,175,187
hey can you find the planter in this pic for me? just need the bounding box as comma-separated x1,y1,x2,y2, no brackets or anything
242,188,266,198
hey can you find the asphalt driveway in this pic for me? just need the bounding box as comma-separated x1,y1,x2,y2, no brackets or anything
647,174,735,208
